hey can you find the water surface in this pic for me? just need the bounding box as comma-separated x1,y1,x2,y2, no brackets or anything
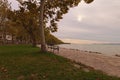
59,44,120,56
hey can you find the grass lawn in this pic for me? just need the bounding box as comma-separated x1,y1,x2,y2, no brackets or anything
0,45,120,80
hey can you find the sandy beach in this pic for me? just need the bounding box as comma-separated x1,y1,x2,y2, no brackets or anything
52,47,120,77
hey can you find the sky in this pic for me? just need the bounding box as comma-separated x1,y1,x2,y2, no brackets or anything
9,0,120,44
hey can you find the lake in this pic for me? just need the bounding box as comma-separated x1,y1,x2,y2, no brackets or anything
59,44,120,56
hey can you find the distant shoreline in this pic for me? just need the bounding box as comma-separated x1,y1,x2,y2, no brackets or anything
60,42,71,44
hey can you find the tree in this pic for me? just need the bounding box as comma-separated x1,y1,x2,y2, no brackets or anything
8,1,40,46
7,11,30,44
39,0,94,52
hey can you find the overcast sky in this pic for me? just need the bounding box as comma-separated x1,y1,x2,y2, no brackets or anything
9,0,120,44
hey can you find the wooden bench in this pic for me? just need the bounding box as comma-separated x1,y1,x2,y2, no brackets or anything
47,44,59,53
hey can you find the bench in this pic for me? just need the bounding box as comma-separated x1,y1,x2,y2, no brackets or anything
47,44,59,53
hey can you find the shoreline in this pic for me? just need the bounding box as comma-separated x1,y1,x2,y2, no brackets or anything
51,47,120,77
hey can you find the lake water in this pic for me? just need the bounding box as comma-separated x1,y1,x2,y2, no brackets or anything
59,44,120,56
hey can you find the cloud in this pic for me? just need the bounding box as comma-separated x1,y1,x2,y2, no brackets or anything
54,0,120,43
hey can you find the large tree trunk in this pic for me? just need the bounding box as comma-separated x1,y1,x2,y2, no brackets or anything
39,0,46,52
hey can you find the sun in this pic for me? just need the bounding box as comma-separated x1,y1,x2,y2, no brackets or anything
77,15,84,22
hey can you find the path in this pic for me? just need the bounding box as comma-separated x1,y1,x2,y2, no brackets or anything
53,48,120,77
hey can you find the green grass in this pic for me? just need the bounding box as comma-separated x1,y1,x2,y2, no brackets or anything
0,45,120,80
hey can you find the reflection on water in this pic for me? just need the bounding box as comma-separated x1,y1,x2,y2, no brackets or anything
59,44,120,56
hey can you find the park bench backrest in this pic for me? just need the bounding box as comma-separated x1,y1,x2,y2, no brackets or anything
47,44,59,53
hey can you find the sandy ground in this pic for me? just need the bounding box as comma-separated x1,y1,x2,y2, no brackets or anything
51,47,120,77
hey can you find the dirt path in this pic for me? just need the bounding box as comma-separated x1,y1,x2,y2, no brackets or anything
53,48,120,77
